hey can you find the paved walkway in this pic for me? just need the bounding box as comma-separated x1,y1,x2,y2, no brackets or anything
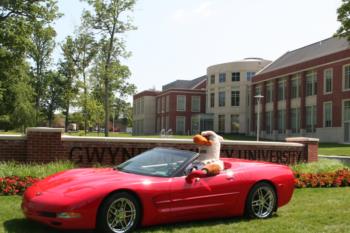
319,155,350,163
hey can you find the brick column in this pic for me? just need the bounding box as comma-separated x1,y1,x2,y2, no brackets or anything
286,137,319,162
300,72,306,134
26,128,64,163
286,75,292,135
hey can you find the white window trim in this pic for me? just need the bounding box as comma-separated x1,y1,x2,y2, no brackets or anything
176,116,186,134
291,76,300,99
323,101,332,128
343,64,350,91
176,95,186,112
323,68,333,95
191,96,201,112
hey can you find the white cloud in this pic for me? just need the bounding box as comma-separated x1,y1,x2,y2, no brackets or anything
194,1,214,18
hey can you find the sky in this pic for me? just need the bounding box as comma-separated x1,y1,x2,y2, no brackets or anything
55,0,342,99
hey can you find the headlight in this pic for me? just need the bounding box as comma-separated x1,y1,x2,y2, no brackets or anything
57,212,81,219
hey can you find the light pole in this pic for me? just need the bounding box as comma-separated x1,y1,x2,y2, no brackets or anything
254,95,264,141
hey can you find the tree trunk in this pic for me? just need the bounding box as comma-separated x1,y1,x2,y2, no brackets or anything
64,101,70,132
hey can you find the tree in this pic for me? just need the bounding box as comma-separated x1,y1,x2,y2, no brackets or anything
0,0,60,130
40,71,65,127
336,0,350,40
73,28,98,134
83,0,136,136
59,36,79,132
28,22,57,125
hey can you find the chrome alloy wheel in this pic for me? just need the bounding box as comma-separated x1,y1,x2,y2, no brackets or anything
107,198,136,233
250,186,275,218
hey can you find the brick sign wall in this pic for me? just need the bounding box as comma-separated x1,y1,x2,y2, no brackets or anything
0,128,319,166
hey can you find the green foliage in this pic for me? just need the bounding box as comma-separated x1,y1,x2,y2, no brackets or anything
0,0,60,130
291,159,350,174
0,161,76,178
336,0,350,40
83,0,137,136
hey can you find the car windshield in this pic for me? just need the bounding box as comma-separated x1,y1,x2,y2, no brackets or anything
116,147,198,177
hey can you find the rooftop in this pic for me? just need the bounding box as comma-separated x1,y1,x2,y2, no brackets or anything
162,75,207,91
257,36,350,75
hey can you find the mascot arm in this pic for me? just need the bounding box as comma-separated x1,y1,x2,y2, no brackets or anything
202,163,221,176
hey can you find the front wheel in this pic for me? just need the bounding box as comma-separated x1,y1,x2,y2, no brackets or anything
97,192,141,233
246,182,277,219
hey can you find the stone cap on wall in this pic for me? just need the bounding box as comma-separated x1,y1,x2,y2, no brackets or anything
62,135,304,147
0,135,26,140
26,127,64,133
286,137,319,143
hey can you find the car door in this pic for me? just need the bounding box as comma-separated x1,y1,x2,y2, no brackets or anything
169,170,240,221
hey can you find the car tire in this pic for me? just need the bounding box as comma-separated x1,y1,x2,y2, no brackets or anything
245,182,277,219
97,192,141,233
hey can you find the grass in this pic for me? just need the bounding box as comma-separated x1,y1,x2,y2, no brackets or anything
0,161,75,178
291,159,350,174
318,143,350,156
0,188,349,233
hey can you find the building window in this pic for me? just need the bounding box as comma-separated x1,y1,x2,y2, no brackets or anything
306,71,317,96
324,69,333,94
306,105,316,133
345,101,350,142
157,98,161,113
165,116,169,130
210,93,215,108
291,76,300,98
291,108,300,134
232,72,240,82
140,98,144,114
165,96,169,112
278,109,286,134
219,73,226,83
219,91,225,107
161,97,165,112
176,95,186,111
191,96,200,112
324,102,332,127
231,114,239,133
231,90,240,107
210,75,215,84
265,111,272,135
278,79,286,101
247,72,255,81
344,65,350,90
176,116,185,134
218,115,225,132
191,116,199,134
255,86,261,105
266,83,273,103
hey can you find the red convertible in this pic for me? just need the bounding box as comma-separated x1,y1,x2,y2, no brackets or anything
22,147,295,233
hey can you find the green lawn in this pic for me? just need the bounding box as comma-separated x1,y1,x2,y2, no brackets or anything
318,143,350,156
0,188,349,233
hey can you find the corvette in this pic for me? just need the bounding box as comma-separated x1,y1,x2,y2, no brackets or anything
22,147,295,233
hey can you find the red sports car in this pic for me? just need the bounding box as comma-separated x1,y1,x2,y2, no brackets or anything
22,147,295,233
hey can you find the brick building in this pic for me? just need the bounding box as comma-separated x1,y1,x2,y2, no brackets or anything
252,37,350,143
133,76,208,135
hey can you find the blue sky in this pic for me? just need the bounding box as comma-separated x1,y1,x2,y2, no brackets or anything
55,0,342,96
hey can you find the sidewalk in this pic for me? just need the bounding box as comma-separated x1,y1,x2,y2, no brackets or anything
319,155,350,163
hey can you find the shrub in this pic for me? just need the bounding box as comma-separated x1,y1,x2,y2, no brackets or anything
294,168,350,188
0,176,40,195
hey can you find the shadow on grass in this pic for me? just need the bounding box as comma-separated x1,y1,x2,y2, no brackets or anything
3,218,93,233
4,215,279,233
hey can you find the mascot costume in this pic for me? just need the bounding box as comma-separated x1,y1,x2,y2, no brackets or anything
186,131,224,181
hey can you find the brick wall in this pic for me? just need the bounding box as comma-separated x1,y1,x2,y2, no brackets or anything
0,128,319,166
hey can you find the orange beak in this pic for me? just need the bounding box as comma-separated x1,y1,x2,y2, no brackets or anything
193,134,212,146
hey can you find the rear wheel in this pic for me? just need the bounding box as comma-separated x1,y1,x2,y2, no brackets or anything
246,182,277,219
97,192,141,233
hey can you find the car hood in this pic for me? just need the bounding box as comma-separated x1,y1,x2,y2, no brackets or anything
33,168,144,195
